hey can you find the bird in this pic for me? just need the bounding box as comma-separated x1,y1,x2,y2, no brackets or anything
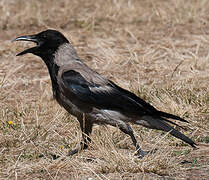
13,29,196,158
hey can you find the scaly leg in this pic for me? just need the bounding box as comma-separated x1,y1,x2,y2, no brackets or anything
119,123,147,158
68,114,93,156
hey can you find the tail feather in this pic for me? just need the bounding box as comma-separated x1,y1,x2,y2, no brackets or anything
141,116,196,147
157,111,188,123
156,119,196,147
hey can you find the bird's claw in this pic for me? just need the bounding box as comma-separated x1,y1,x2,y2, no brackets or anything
68,148,79,156
136,149,147,159
136,148,158,158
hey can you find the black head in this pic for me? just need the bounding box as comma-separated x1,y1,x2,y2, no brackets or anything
13,29,69,57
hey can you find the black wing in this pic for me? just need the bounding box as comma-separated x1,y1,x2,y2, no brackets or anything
62,70,187,122
61,70,154,116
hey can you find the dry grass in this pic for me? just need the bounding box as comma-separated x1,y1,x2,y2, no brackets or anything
0,0,209,179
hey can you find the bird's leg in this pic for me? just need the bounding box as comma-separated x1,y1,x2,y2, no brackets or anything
68,114,93,156
119,124,147,158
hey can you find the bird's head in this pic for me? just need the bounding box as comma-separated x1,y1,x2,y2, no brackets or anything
13,29,69,58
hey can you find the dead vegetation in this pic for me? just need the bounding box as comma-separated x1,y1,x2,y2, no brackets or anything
0,0,209,179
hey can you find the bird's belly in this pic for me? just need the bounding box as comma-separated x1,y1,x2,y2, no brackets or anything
56,93,83,118
88,109,152,128
89,109,132,126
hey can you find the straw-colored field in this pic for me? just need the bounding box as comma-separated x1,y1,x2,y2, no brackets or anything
0,0,209,179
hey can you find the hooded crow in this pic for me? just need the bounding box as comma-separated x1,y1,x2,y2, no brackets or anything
13,29,196,158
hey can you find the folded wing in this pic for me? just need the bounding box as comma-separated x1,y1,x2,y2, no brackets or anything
61,69,152,116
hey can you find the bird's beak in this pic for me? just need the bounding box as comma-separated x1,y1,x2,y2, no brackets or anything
12,35,39,56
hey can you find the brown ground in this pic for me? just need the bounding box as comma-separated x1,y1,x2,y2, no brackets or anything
0,0,209,179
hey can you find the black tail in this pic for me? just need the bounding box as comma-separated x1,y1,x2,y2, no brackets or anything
143,116,196,147
157,118,196,147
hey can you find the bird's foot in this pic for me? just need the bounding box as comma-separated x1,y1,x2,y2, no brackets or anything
68,142,88,156
68,148,79,156
136,148,147,159
136,148,158,159
51,154,60,160
48,149,78,160
49,148,79,160
49,143,87,160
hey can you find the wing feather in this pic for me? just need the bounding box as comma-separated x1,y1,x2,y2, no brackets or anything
61,70,150,116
